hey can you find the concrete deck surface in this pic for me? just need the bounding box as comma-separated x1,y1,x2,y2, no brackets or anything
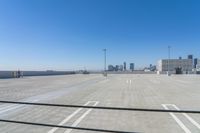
0,74,200,133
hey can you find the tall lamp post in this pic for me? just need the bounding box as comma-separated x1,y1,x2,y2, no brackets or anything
168,46,171,76
103,49,107,77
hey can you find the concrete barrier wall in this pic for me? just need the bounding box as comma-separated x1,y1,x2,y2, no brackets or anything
0,71,13,78
106,71,156,74
90,71,157,74
0,71,75,79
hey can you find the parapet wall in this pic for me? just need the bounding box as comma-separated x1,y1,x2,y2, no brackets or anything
0,71,75,79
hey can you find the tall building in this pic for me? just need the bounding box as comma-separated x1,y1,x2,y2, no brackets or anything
194,58,198,68
197,59,200,70
157,59,193,73
123,62,126,71
115,65,119,71
188,55,193,60
108,65,115,71
130,63,134,71
119,65,123,71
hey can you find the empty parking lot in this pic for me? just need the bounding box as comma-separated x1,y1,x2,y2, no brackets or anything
0,74,200,133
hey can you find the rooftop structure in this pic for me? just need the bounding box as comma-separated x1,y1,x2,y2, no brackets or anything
157,58,193,74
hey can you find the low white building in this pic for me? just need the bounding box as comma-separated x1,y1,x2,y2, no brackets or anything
157,59,193,74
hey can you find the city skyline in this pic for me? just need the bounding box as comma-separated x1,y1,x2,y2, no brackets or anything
0,0,200,70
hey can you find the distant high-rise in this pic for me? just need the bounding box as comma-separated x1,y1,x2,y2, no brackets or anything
115,65,119,71
188,55,193,60
197,59,200,69
123,62,126,71
194,58,198,68
130,63,134,71
108,65,115,71
119,65,123,71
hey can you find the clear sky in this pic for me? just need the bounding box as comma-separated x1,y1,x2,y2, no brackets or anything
0,0,200,70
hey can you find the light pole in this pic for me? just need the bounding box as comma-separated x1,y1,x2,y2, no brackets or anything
168,46,171,76
103,49,107,77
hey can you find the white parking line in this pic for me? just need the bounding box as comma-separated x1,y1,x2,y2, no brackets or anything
172,104,200,130
162,104,191,133
126,80,132,84
0,105,24,114
47,101,96,133
64,101,99,133
0,99,39,115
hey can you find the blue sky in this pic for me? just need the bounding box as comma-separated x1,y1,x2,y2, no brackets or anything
0,0,200,70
